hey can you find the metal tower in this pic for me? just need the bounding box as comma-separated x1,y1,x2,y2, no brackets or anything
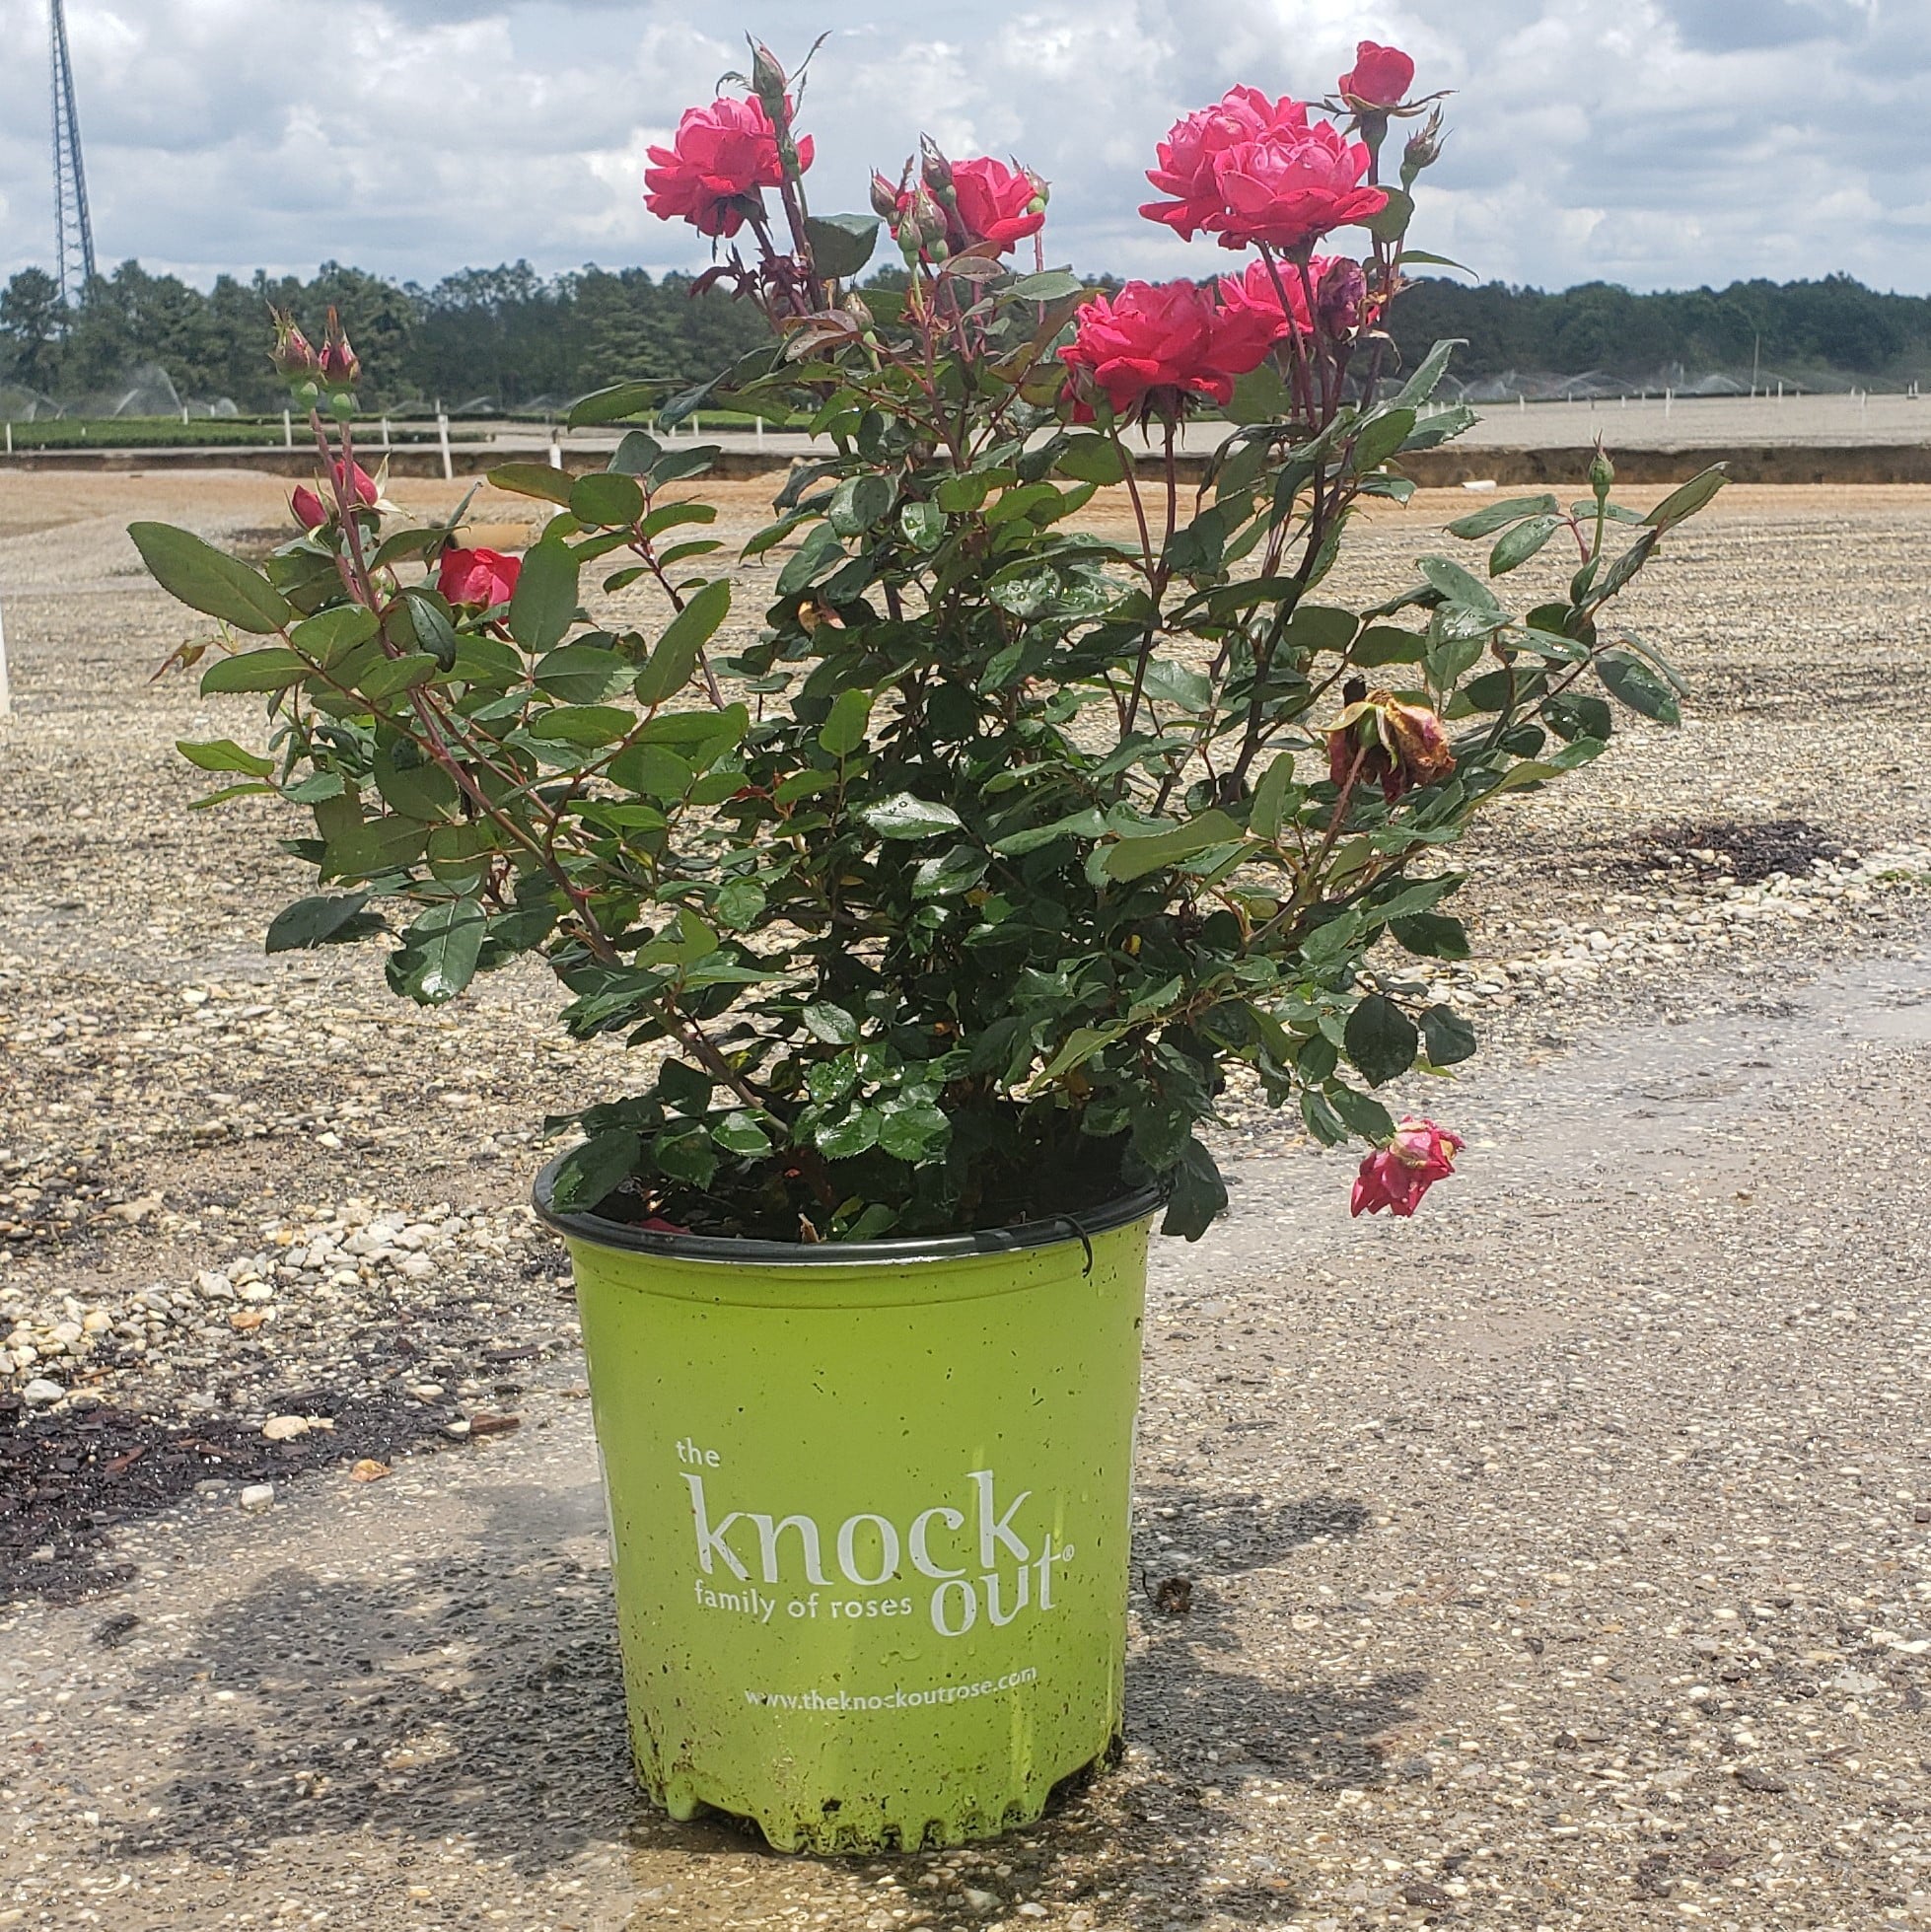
49,0,96,306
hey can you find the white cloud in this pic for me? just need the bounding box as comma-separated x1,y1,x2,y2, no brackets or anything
0,0,1925,293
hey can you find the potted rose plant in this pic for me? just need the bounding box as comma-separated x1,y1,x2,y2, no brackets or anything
131,37,1720,1852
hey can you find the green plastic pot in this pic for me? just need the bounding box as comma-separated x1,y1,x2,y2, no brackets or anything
534,1161,1159,1853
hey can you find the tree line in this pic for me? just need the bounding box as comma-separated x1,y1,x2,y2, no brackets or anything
1,257,1926,413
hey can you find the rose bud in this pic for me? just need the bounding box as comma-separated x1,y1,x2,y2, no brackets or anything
269,309,322,382
1400,107,1446,187
1338,40,1415,113
1315,257,1368,336
290,484,328,531
871,169,903,221
321,307,361,387
749,40,789,119
1590,440,1615,502
1350,1116,1464,1217
919,133,956,199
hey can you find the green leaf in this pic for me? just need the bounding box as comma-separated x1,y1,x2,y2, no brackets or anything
819,686,874,756
1344,994,1419,1087
1446,492,1560,540
290,606,381,664
1488,516,1562,575
1009,269,1085,301
507,539,580,653
1544,691,1612,743
1328,1086,1396,1141
129,522,293,634
360,653,440,701
569,471,646,527
911,844,991,897
806,213,881,279
991,808,1106,857
1249,752,1296,840
264,893,376,953
1365,186,1413,242
534,642,631,703
816,1109,882,1160
567,382,661,430
1596,649,1681,725
1349,406,1415,473
1054,435,1127,485
1643,464,1728,532
827,472,895,537
634,579,730,706
713,1111,773,1158
1392,912,1470,960
1140,660,1212,713
528,704,634,747
1160,1137,1228,1240
1421,1003,1478,1066
386,897,487,1005
879,1103,951,1163
1226,363,1294,425
550,1129,641,1211
1420,554,1506,621
199,648,311,695
1392,336,1464,409
609,429,664,474
863,794,964,840
1104,809,1242,881
802,1001,860,1045
486,463,576,507
178,738,274,777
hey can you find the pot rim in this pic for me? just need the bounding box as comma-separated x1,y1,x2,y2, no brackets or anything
531,1153,1165,1266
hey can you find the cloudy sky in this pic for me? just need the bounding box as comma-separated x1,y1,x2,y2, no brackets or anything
1,0,1926,296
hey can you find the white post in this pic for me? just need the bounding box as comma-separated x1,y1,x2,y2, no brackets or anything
4,423,10,456
282,408,293,449
754,416,764,449
382,416,392,448
0,592,11,721
181,404,189,425
437,410,453,481
1665,388,1673,418
548,431,563,470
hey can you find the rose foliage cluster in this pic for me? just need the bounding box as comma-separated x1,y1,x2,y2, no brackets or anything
132,37,1723,1243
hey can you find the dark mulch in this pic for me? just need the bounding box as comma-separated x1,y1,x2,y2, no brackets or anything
1607,817,1846,887
0,1392,454,1607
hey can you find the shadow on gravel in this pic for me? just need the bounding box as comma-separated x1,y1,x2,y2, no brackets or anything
107,1480,1411,1929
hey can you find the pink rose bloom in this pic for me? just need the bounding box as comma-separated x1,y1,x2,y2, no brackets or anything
1058,279,1276,416
1339,40,1415,111
1140,87,1310,242
1212,120,1387,252
1350,1117,1463,1218
1216,254,1364,341
438,545,522,608
643,96,814,239
948,156,1047,250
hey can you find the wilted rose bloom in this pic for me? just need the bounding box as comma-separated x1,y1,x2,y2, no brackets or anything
1327,693,1456,800
1140,87,1310,242
643,96,814,238
438,545,522,608
1211,120,1387,252
1216,253,1361,342
1350,1117,1463,1217
1338,40,1415,111
1058,279,1276,416
948,156,1047,250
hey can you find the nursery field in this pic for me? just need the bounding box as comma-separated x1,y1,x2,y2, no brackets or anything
3,471,1930,1928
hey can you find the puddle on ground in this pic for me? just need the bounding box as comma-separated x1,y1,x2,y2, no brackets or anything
1181,934,1931,1284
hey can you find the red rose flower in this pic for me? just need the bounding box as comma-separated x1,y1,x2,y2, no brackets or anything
1058,279,1276,417
1338,40,1415,111
1140,87,1310,242
1216,254,1363,342
1211,120,1387,252
291,484,327,531
643,96,814,239
948,156,1047,251
438,545,522,608
1350,1117,1463,1218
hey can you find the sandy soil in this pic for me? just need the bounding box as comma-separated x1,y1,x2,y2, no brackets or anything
2,473,1930,1930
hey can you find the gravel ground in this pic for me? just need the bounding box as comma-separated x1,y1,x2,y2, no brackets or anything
2,472,1930,1928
